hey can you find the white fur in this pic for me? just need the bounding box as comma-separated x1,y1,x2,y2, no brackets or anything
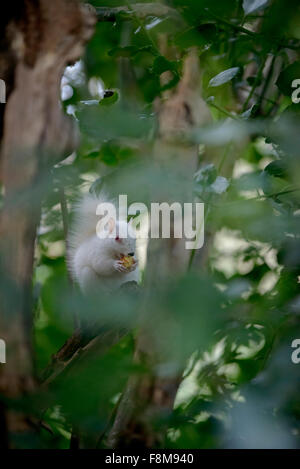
67,192,139,293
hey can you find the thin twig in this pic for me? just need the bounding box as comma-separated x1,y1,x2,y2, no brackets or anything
207,101,240,121
206,11,300,51
242,55,267,113
256,52,278,115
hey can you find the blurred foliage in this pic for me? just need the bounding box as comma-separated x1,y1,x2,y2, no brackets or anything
1,0,300,449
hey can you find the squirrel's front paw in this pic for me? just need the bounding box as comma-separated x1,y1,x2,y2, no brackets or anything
114,259,138,273
114,260,129,273
126,259,138,272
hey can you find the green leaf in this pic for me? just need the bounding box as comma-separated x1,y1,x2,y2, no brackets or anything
84,150,100,159
247,76,262,87
108,46,137,57
241,104,258,120
194,164,217,186
193,164,229,198
175,25,216,50
264,160,288,178
243,0,269,16
209,67,240,87
108,45,155,58
210,176,229,194
152,56,178,76
77,103,154,141
152,56,180,91
276,61,300,97
99,90,119,106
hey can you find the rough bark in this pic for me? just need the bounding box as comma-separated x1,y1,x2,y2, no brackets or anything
0,0,95,448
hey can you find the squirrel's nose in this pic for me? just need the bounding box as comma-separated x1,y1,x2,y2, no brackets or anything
128,252,134,256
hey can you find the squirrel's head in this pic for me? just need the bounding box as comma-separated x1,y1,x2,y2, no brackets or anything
97,217,136,258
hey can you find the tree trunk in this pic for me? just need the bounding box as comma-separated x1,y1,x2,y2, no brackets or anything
0,0,95,448
106,48,212,448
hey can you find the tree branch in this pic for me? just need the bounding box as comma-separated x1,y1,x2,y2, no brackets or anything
0,0,96,447
96,3,181,22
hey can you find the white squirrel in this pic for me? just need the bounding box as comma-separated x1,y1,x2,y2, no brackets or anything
67,192,139,293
